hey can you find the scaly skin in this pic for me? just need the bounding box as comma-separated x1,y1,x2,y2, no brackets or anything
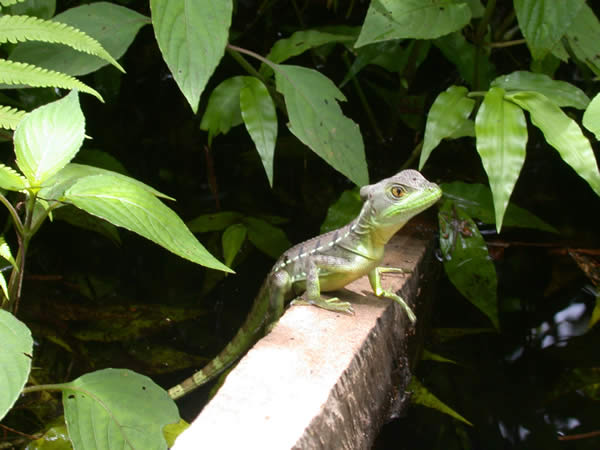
168,170,441,400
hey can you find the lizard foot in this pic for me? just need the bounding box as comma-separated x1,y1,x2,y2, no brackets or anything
292,297,354,315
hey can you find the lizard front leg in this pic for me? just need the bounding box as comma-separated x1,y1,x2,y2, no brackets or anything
291,256,354,314
368,267,416,323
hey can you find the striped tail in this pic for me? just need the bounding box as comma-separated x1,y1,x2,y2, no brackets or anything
168,283,271,400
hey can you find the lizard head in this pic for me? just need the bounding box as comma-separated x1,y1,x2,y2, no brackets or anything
359,169,442,242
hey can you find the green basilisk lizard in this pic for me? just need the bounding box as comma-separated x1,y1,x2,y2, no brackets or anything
168,169,441,400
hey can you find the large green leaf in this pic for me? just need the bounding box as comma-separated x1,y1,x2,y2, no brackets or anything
275,64,368,186
39,163,172,201
491,71,590,109
14,90,84,186
199,76,245,142
240,76,277,187
5,0,55,18
583,93,600,141
439,199,499,328
514,0,585,60
63,174,232,272
419,85,475,170
150,0,232,113
475,87,528,232
10,2,149,76
186,211,244,233
355,0,472,47
222,223,247,267
506,91,600,197
0,310,33,421
63,368,179,450
441,181,556,233
565,4,600,76
320,187,361,233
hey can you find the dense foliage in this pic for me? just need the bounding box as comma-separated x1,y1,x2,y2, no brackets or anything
0,0,598,448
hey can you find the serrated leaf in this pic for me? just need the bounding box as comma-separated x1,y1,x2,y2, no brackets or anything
63,368,179,450
240,77,277,186
0,104,26,129
565,4,600,76
419,85,475,170
506,91,600,197
0,163,27,190
0,309,33,421
0,0,27,8
187,211,244,233
583,93,600,141
1,13,123,72
199,76,245,142
439,199,499,328
0,235,16,270
222,223,247,267
491,71,590,109
409,377,472,426
515,0,585,60
355,0,472,47
63,174,232,272
150,0,232,112
39,163,172,201
275,64,368,186
244,216,290,259
14,90,84,186
10,3,149,76
441,181,556,232
0,58,102,100
475,87,528,232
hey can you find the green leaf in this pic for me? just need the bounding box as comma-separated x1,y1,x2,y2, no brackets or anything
240,77,277,187
222,223,247,267
439,199,499,328
441,181,557,232
150,0,232,113
5,0,55,18
565,4,600,76
63,174,232,272
514,0,585,60
187,211,244,233
0,104,26,129
583,93,600,141
491,71,590,109
199,76,245,142
0,13,123,72
355,0,472,47
262,28,357,76
506,91,600,197
0,0,28,8
244,216,291,259
419,85,475,170
434,32,496,89
53,205,121,246
421,349,458,365
15,90,84,186
409,377,472,426
0,163,27,190
63,368,179,450
10,2,149,77
0,234,17,270
320,187,361,233
0,58,102,101
40,163,172,201
0,310,33,421
275,64,368,186
475,87,528,232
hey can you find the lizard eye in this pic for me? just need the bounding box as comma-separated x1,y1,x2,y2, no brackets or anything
391,186,405,198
